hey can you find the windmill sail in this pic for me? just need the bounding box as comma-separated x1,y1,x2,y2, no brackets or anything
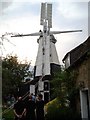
50,30,82,35
40,3,46,25
47,3,52,28
11,32,41,37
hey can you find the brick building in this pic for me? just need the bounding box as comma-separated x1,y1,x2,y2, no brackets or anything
62,36,90,120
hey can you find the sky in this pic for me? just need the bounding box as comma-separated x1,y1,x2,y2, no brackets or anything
0,0,89,66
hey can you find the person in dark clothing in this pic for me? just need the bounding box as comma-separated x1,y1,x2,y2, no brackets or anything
13,97,26,120
26,95,36,120
36,94,44,120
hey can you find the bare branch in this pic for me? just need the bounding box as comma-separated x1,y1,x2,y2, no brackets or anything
0,32,19,54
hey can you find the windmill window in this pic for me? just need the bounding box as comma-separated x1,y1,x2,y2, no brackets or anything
42,47,45,55
42,63,44,69
44,30,46,33
44,82,49,90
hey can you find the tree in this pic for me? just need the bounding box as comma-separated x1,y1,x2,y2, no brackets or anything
45,68,81,120
2,55,31,97
51,68,79,109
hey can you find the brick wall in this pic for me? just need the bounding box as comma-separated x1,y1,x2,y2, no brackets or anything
76,58,89,88
74,57,90,114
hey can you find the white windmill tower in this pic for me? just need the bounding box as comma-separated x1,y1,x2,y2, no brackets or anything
11,2,82,102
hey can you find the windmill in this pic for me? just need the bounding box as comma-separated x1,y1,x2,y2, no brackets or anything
11,3,82,102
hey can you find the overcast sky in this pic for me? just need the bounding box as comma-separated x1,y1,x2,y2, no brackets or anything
0,0,89,66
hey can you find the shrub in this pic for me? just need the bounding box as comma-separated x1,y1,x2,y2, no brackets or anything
2,108,14,120
45,99,81,120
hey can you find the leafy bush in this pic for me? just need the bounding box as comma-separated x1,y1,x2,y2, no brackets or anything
2,108,14,120
45,98,81,120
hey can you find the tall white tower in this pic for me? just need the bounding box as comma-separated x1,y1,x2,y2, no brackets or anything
11,2,82,102
34,3,60,102
35,3,59,76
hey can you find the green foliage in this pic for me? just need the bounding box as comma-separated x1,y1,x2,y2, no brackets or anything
51,68,79,108
2,108,14,119
2,55,31,97
45,98,81,120
45,66,81,120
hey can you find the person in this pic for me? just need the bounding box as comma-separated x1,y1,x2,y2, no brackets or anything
7,94,11,107
31,93,36,101
36,94,45,120
13,96,26,120
11,94,15,104
25,95,36,120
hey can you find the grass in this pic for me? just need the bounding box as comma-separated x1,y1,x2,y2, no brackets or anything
2,108,14,120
